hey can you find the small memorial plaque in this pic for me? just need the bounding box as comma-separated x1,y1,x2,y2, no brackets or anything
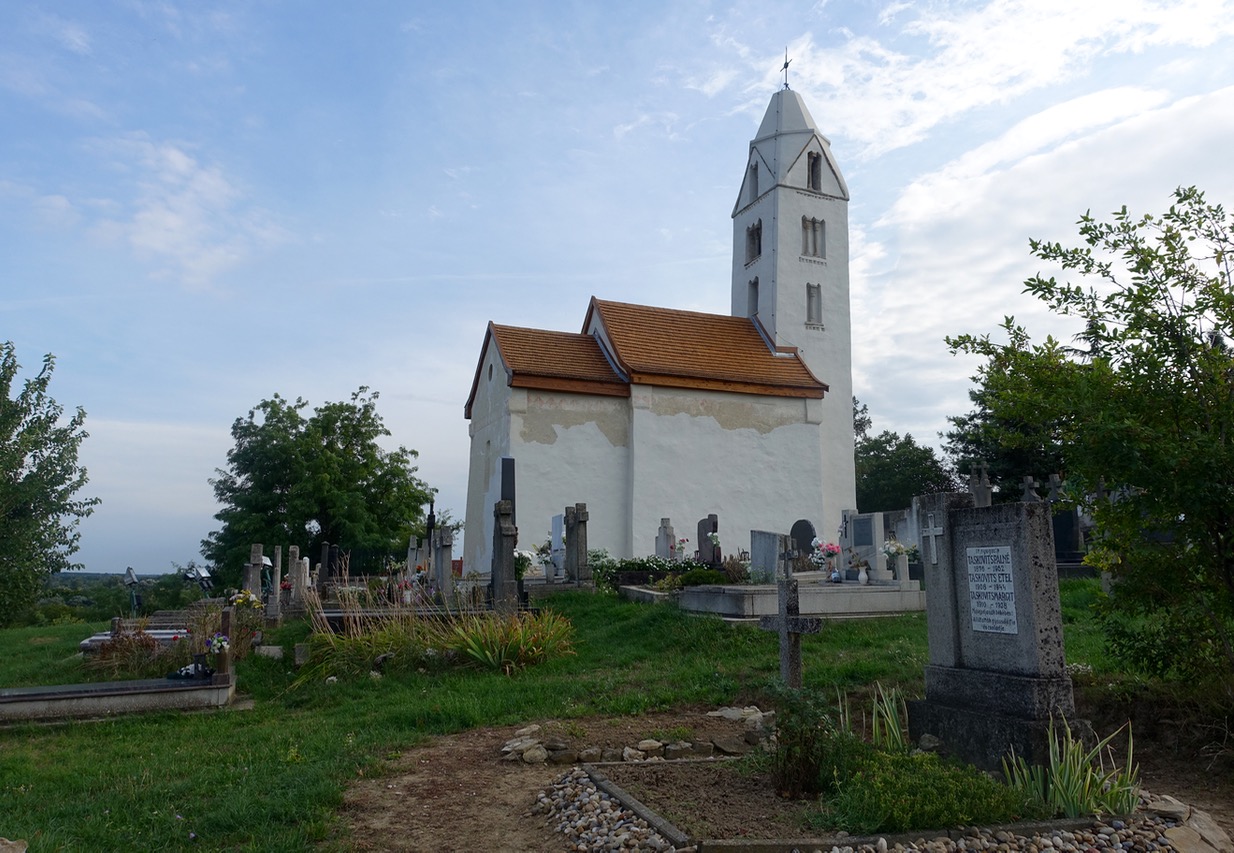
853,516,873,547
966,546,1018,635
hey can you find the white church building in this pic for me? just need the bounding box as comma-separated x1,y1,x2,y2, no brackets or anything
462,86,856,572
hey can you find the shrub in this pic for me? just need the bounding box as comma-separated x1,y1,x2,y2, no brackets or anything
678,569,727,587
766,684,869,798
818,750,1043,834
448,609,576,675
89,630,194,679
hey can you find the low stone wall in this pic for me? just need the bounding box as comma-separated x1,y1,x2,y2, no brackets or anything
0,677,234,722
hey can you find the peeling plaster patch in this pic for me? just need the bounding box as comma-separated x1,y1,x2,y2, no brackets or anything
518,396,629,447
649,393,800,434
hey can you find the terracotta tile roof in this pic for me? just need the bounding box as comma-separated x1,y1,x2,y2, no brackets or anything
490,324,626,388
464,322,627,418
585,298,826,398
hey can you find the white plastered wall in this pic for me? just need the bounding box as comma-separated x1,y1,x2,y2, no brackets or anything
627,384,826,561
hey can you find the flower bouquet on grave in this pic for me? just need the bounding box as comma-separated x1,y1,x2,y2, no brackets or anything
809,538,842,571
207,632,230,654
229,589,264,610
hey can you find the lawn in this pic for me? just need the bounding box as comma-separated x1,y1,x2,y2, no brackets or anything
0,582,1108,851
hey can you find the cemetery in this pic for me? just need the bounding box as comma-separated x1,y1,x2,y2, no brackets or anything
2,57,1232,853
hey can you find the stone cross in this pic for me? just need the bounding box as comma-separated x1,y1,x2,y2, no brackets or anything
573,503,591,586
287,545,301,605
1020,475,1041,502
267,545,283,622
563,506,578,581
968,462,993,508
244,544,263,594
490,499,519,613
1046,473,1064,503
758,537,822,688
433,525,455,606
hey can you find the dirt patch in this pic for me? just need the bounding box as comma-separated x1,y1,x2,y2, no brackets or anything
340,709,1234,851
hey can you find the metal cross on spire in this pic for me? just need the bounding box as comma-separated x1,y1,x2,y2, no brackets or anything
782,48,791,89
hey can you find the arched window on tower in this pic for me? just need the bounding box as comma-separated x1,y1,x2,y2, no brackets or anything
801,217,825,258
748,277,760,317
807,152,822,192
746,220,762,264
806,283,822,325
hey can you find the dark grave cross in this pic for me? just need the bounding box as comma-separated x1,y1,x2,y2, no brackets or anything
1021,474,1041,502
758,543,822,688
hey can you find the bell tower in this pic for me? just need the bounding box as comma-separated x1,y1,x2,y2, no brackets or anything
731,85,856,530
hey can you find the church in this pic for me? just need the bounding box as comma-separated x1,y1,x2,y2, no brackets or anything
462,85,855,572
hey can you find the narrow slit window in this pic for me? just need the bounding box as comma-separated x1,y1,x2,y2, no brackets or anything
807,152,822,192
748,277,760,317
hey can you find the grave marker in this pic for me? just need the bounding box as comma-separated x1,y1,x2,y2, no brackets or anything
490,500,519,613
697,514,720,568
758,536,822,688
907,493,1091,770
655,518,675,559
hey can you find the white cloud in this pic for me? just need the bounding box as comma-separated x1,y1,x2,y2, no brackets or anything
88,134,288,288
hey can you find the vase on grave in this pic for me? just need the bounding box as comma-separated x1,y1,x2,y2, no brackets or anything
402,590,413,605
858,566,869,585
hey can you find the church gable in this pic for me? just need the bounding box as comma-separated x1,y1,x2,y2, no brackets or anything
464,323,627,419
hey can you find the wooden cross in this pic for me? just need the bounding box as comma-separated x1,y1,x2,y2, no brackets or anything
758,556,821,689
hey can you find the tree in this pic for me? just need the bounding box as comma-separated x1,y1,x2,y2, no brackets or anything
202,387,433,588
948,187,1234,676
0,342,99,625
854,397,958,512
942,325,1076,497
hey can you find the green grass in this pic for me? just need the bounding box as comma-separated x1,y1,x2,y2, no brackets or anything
0,584,1107,850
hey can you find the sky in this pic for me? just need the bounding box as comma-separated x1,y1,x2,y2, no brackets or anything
3,0,1233,575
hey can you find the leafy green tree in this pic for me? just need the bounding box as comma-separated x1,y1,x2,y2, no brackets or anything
0,342,99,625
202,387,433,588
942,326,1076,498
854,397,957,512
948,187,1234,676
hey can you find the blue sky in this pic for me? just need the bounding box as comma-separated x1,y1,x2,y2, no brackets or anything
3,1,1233,574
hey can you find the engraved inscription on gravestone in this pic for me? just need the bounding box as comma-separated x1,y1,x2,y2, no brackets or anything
853,516,873,547
966,546,1018,635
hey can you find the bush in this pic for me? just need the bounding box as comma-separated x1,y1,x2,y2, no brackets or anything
448,609,575,675
818,750,1044,834
679,568,727,587
766,685,870,798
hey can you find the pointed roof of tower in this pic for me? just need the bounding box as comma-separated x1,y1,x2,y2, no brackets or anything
737,89,848,205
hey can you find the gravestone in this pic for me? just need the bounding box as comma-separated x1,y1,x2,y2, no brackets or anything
267,546,282,621
655,518,675,559
1020,474,1041,502
697,514,720,568
842,510,888,580
490,500,519,613
789,519,816,558
749,530,782,580
244,545,263,594
500,456,516,523
969,462,993,508
907,492,1090,771
572,503,590,585
286,545,301,605
564,506,578,581
757,535,822,688
1046,473,1085,567
550,514,565,577
433,525,455,606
